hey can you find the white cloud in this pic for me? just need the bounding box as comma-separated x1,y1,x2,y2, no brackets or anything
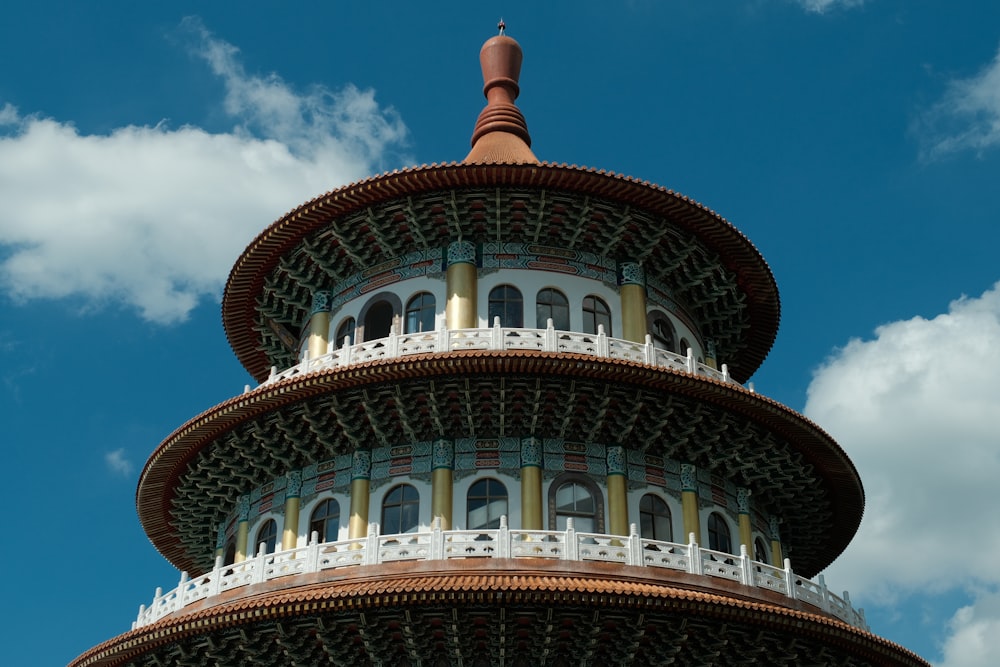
794,0,865,14
0,21,407,324
805,282,1000,662
105,448,134,477
938,589,1000,667
919,44,1000,158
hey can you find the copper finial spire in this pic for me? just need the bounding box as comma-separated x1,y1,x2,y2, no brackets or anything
463,28,539,164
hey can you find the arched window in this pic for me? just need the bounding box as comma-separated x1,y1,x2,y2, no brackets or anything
651,316,676,352
309,498,340,543
488,285,523,327
336,317,356,346
639,494,673,542
405,292,436,333
754,537,770,564
466,478,508,530
582,295,611,336
679,337,691,355
552,478,601,533
363,300,394,341
382,484,420,534
255,519,278,555
536,288,569,330
707,512,732,554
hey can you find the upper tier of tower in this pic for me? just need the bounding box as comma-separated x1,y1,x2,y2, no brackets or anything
221,31,779,384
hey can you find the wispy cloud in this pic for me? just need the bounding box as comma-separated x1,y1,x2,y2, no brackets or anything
793,0,866,14
0,19,407,324
105,448,135,477
806,282,1000,660
917,44,1000,159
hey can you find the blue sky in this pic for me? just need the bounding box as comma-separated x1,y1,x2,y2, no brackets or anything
2,2,999,665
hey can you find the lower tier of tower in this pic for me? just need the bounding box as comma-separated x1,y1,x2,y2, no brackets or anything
70,559,928,667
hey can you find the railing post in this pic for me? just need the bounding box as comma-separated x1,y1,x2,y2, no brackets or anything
492,316,503,349
431,517,445,560
721,363,730,383
687,533,703,575
386,331,399,358
739,544,755,587
783,558,796,600
686,347,697,374
644,334,655,365
365,524,380,565
564,518,578,561
305,531,321,573
437,324,450,353
628,523,643,566
498,515,510,559
545,318,557,351
597,324,609,357
340,337,353,367
819,574,831,613
208,568,222,598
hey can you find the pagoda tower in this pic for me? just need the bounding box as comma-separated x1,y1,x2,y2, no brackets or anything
71,28,929,667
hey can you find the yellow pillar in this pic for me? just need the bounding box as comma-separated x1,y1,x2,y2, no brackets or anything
307,291,331,360
234,520,249,563
680,464,701,544
349,450,372,539
769,516,783,566
619,262,647,343
431,439,454,530
446,241,478,329
704,338,718,371
281,497,300,550
234,496,250,562
520,438,543,530
737,488,753,551
606,446,629,536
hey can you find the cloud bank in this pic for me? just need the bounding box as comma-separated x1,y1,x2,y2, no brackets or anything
794,0,865,13
919,43,1000,159
0,21,406,324
806,282,1000,664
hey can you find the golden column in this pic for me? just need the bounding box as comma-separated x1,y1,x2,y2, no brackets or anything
619,262,648,343
348,450,372,540
307,291,332,360
704,338,718,370
769,515,784,566
737,487,753,551
606,446,629,536
446,240,478,329
431,439,455,529
680,464,702,544
281,472,302,551
234,496,250,562
520,437,543,530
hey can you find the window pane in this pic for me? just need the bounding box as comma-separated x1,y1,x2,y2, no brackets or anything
467,479,508,530
582,295,611,335
405,292,436,333
536,288,569,329
336,317,356,345
488,285,523,327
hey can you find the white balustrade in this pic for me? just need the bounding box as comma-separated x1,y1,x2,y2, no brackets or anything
261,323,742,389
133,519,865,631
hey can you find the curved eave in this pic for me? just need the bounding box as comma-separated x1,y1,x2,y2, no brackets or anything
222,162,779,384
137,351,861,577
70,561,928,667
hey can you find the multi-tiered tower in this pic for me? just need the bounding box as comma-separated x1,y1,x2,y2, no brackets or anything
72,29,928,667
